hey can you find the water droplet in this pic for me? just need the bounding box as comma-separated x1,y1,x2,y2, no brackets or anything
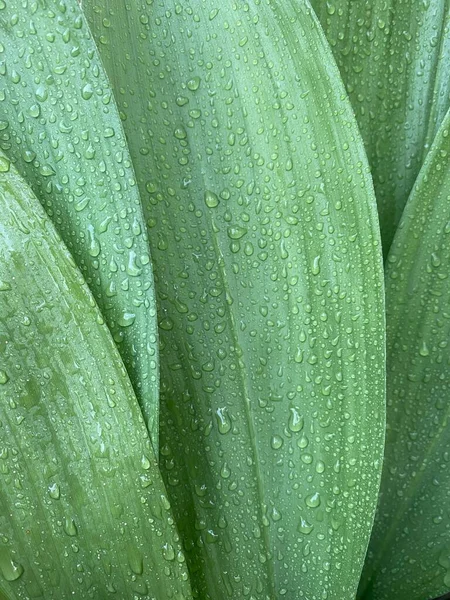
141,455,151,470
35,85,48,102
216,407,231,434
0,156,10,173
419,341,430,357
0,553,24,582
204,190,219,208
81,83,94,100
40,164,55,177
187,76,201,91
305,492,321,508
312,255,321,275
87,225,101,257
298,517,314,535
288,407,304,432
0,371,9,385
128,549,143,575
28,103,40,118
227,226,247,240
160,317,174,331
174,125,187,140
127,251,142,276
64,517,78,537
118,312,136,328
271,435,283,449
316,460,325,474
162,543,175,561
0,281,11,291
48,483,60,499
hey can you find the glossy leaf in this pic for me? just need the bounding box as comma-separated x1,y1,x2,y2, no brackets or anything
0,154,191,600
310,0,450,253
359,111,450,600
84,1,385,598
0,0,159,448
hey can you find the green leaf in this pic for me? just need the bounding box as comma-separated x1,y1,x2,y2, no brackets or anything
0,0,159,449
0,153,192,600
359,111,450,600
310,0,450,253
84,1,385,598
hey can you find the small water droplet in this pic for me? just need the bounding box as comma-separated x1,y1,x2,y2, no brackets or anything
0,371,9,385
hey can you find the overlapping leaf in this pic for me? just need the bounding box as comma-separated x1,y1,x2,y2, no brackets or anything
0,0,159,448
310,0,450,253
0,154,191,600
84,1,385,598
359,111,450,600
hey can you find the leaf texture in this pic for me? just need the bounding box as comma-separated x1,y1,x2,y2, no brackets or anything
359,110,450,600
0,0,159,448
310,0,450,253
0,153,192,600
84,1,386,598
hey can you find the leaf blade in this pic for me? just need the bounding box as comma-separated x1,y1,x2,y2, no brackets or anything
0,0,159,448
310,0,450,253
359,110,450,600
0,154,192,600
85,1,386,598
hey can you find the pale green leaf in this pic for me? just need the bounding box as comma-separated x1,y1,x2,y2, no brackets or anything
0,153,191,600
0,0,159,448
310,0,450,253
84,1,386,598
359,111,450,600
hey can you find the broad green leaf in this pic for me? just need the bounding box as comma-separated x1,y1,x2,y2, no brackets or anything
0,0,159,449
84,1,385,598
310,0,450,253
0,154,191,600
359,111,450,600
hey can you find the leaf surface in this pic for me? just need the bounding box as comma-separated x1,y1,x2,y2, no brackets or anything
84,1,385,598
310,0,450,253
0,0,159,448
359,110,450,600
0,153,191,600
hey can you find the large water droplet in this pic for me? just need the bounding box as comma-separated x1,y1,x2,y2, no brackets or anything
305,492,321,508
288,407,304,432
0,552,24,582
64,517,78,537
215,407,231,434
